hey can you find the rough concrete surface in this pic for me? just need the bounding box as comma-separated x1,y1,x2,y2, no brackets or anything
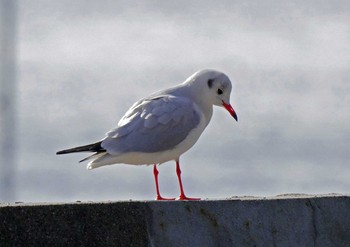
0,194,350,246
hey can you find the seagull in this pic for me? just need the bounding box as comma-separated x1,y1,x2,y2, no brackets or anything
56,69,237,200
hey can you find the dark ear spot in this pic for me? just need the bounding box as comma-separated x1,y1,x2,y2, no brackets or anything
207,79,213,88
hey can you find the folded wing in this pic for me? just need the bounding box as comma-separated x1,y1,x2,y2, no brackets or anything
102,95,201,154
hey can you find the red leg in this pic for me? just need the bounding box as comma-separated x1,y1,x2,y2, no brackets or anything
175,160,200,200
153,164,175,201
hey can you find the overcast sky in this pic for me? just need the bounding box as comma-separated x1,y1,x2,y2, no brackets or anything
5,0,350,202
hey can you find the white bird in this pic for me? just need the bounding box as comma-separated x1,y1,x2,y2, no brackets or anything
57,69,237,200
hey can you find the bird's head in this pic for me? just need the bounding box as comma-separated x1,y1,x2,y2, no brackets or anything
186,69,238,121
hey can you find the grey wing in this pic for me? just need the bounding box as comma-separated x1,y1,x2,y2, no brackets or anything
101,95,201,154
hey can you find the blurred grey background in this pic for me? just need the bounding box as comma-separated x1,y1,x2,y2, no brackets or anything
0,0,349,202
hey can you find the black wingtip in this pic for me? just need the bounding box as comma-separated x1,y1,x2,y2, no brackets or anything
56,141,105,156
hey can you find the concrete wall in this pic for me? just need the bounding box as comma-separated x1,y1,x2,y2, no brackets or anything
1,194,349,246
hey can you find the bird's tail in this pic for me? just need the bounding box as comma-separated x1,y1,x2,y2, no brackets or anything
56,141,105,155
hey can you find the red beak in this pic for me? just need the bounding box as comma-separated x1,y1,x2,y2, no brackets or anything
222,101,238,121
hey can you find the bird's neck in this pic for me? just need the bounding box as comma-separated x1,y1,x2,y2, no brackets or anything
195,99,213,126
182,83,214,124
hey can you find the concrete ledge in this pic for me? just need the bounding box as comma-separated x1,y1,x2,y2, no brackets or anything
1,194,350,246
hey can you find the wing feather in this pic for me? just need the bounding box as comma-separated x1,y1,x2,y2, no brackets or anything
101,95,200,154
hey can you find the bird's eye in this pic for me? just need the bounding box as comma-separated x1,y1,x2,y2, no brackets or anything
217,89,223,95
